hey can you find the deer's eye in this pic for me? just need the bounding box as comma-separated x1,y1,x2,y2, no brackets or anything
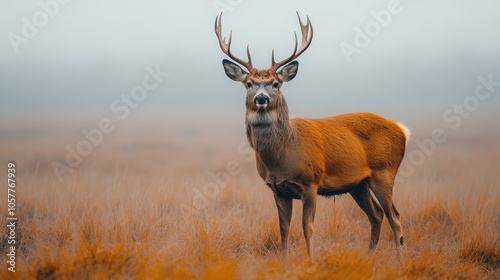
246,82,252,88
273,82,279,88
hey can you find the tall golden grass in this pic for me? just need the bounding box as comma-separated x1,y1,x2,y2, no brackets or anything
0,118,499,279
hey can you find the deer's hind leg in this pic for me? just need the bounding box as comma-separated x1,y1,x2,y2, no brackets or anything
350,180,384,250
367,170,404,248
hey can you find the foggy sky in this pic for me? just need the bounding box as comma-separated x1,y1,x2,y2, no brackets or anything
1,0,500,122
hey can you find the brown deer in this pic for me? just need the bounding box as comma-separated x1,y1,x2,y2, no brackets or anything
215,12,409,258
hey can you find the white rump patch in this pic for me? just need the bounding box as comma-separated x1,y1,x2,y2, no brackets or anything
396,122,411,145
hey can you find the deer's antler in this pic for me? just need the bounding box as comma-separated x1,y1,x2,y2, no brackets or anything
270,12,313,71
215,12,253,72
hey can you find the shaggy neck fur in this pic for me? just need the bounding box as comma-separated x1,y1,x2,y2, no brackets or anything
245,94,294,167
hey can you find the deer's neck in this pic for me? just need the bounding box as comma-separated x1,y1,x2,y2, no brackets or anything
245,96,293,166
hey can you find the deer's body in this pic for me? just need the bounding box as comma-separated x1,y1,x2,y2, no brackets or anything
249,112,407,199
215,13,408,259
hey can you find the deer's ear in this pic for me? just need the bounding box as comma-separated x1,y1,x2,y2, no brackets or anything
277,61,299,82
222,59,248,82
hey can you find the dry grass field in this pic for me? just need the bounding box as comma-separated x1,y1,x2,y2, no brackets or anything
0,116,499,279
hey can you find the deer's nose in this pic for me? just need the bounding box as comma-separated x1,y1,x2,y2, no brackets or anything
254,93,270,105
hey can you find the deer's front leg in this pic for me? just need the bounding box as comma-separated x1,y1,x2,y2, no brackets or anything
301,190,317,259
273,192,293,259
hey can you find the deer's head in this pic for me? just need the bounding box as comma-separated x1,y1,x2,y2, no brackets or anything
215,13,313,116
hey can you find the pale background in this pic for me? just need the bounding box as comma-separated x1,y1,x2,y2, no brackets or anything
1,0,499,126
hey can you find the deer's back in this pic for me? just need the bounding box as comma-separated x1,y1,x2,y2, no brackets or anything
289,112,407,191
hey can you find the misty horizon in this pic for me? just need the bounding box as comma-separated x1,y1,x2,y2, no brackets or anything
1,0,499,124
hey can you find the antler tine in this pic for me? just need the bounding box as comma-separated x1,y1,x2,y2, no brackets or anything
270,12,314,71
215,12,253,71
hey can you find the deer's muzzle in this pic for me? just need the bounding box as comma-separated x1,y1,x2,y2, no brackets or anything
254,93,270,108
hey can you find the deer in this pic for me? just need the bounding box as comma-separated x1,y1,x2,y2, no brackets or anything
215,12,410,259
